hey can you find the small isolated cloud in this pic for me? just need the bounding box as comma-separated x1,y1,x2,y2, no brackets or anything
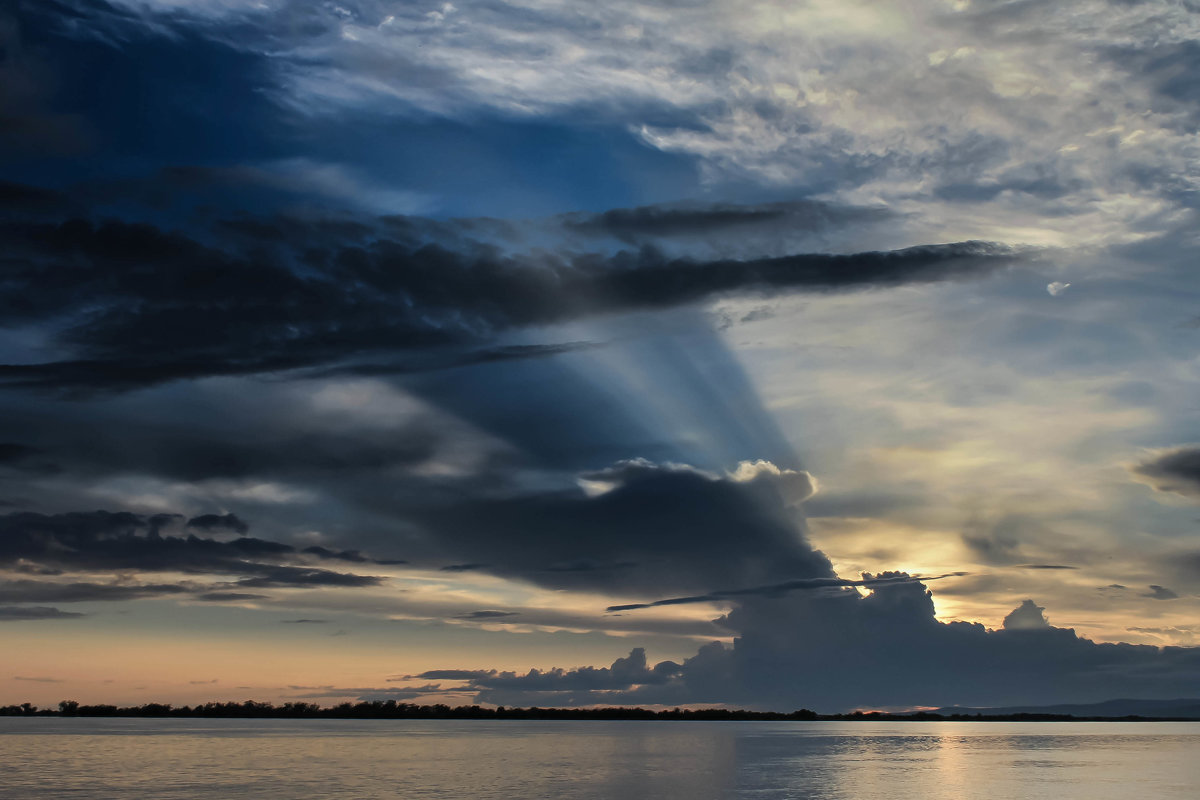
1132,446,1200,499
14,675,63,682
1144,585,1179,601
1047,281,1071,296
281,619,329,624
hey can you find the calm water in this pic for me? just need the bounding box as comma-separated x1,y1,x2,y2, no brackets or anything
1,718,1197,799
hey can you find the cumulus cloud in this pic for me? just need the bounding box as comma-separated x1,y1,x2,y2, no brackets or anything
727,459,817,505
407,457,834,596
1002,599,1051,630
1046,281,1071,296
413,647,683,705
428,576,1200,711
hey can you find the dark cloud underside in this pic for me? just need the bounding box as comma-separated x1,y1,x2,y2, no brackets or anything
0,197,1022,392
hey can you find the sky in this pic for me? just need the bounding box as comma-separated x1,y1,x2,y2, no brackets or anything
2,0,1200,713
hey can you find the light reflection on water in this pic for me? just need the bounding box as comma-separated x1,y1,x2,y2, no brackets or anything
1,719,1197,799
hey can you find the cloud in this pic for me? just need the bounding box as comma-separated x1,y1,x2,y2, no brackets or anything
13,675,64,682
558,200,894,243
0,9,91,158
0,510,385,587
605,572,967,612
186,513,250,535
416,647,682,697
285,684,452,701
727,459,817,505
193,592,268,602
429,576,1200,711
405,457,834,596
0,606,84,622
453,610,518,620
1047,281,1071,296
0,579,193,604
1132,446,1200,498
1143,585,1179,601
68,0,1200,247
1002,599,1051,630
0,196,1022,392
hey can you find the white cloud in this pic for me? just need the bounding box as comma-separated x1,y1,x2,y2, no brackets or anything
728,459,817,505
87,1,1200,246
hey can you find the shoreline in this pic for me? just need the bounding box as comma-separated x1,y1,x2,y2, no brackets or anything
4,702,1199,723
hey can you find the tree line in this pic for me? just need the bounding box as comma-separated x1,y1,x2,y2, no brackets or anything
1,700,820,720
1,700,1183,721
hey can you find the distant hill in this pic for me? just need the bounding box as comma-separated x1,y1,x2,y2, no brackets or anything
931,698,1200,719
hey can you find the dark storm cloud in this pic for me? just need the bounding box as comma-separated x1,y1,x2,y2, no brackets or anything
0,8,91,158
233,566,380,588
605,571,968,612
193,592,268,603
0,192,1023,392
0,605,82,621
558,199,893,242
1133,446,1200,498
0,416,442,484
186,513,249,535
403,459,833,596
431,576,1200,711
0,579,192,604
301,547,396,565
0,510,385,586
304,342,606,380
0,442,58,475
0,181,71,215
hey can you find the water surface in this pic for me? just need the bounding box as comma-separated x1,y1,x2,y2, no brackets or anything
1,718,1196,799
